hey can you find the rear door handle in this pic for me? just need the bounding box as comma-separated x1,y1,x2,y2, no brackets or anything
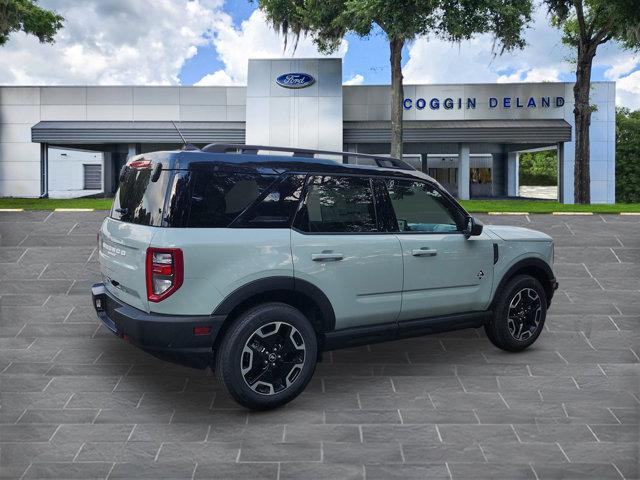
312,252,344,262
412,248,438,257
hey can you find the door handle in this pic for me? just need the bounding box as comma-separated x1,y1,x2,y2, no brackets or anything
311,252,344,262
412,248,437,257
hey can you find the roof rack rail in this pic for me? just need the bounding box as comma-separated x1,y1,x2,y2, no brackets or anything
201,143,415,171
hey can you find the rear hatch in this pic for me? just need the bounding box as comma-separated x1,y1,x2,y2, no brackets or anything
99,156,172,312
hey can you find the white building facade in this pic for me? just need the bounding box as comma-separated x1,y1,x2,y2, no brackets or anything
0,58,616,203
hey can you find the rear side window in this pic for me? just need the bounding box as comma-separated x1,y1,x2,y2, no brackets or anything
296,175,378,233
175,167,277,228
111,167,169,226
233,175,306,228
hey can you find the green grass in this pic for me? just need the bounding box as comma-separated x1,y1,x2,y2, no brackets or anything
460,200,640,214
1,197,639,213
0,197,114,210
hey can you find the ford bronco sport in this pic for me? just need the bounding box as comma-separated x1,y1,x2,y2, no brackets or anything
92,144,557,410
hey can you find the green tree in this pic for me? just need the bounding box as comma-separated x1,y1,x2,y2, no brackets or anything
519,150,558,186
616,107,640,203
544,0,640,204
0,0,64,46
257,0,532,160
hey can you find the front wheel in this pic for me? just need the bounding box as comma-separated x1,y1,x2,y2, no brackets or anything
485,274,547,352
215,302,318,410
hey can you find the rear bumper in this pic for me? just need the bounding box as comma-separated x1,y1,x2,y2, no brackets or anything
91,283,225,369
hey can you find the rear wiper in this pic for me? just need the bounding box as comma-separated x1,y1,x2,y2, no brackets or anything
115,208,128,215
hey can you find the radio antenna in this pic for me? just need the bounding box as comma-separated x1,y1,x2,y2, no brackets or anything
171,120,197,150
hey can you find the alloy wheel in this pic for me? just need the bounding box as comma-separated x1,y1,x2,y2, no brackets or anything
241,321,306,395
507,287,542,341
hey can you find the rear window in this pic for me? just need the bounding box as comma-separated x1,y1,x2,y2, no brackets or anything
111,167,170,226
163,166,279,228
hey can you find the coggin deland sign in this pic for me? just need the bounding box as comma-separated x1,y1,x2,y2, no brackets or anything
275,71,566,112
403,95,565,110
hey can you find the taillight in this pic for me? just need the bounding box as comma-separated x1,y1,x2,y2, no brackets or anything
146,248,183,302
129,159,152,169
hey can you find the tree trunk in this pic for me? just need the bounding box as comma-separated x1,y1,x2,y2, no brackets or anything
390,37,404,160
573,45,595,204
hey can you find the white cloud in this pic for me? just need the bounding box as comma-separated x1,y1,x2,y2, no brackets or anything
0,0,224,85
403,9,572,85
195,70,236,86
616,70,640,110
402,6,639,108
196,9,348,86
343,74,364,85
497,67,561,83
604,54,639,81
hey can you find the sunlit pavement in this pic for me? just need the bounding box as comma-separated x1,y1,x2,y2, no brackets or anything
0,211,638,479
518,186,559,200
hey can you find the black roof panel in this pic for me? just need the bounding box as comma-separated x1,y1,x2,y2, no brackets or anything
133,150,438,183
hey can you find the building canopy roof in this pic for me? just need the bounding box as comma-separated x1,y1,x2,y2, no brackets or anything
344,119,572,144
32,121,246,144
32,119,570,145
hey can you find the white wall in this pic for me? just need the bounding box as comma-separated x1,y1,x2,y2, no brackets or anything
0,87,42,197
345,81,616,204
245,59,342,151
48,147,104,199
0,85,247,198
0,79,616,203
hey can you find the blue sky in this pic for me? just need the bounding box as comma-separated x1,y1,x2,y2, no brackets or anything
178,1,620,87
178,4,401,86
0,0,637,107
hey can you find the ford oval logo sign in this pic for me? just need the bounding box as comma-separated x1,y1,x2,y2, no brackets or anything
275,72,315,89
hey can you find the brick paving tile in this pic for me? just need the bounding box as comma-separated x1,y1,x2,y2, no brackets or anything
0,212,637,479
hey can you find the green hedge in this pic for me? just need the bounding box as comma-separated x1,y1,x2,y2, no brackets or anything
616,108,640,203
519,150,558,186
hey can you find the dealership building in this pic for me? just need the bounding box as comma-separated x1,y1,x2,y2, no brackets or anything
0,58,616,203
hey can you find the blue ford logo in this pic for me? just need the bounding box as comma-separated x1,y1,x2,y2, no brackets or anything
275,72,315,89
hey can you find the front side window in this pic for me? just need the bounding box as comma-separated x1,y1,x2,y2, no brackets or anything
297,176,378,233
386,179,461,233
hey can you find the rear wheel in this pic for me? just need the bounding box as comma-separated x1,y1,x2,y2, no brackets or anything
485,275,547,352
215,302,318,410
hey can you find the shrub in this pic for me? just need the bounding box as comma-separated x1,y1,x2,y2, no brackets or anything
616,108,640,203
519,150,558,186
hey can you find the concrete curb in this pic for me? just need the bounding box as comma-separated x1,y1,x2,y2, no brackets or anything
552,212,593,215
488,212,529,215
0,208,24,212
54,208,95,212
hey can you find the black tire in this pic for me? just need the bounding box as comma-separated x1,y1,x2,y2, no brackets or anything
215,302,318,410
485,274,547,352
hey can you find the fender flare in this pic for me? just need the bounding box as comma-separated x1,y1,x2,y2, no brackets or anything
491,257,556,307
212,276,336,332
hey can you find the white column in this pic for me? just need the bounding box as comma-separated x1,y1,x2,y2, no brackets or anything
507,151,519,197
127,144,137,160
457,143,470,200
557,142,565,203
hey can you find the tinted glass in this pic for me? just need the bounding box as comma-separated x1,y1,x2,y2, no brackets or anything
234,175,305,228
299,176,378,233
184,167,277,228
386,179,460,233
111,167,169,226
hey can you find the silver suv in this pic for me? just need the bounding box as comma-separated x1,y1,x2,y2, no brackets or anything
92,144,557,410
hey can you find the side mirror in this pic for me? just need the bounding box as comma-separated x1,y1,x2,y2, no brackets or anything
464,216,483,238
